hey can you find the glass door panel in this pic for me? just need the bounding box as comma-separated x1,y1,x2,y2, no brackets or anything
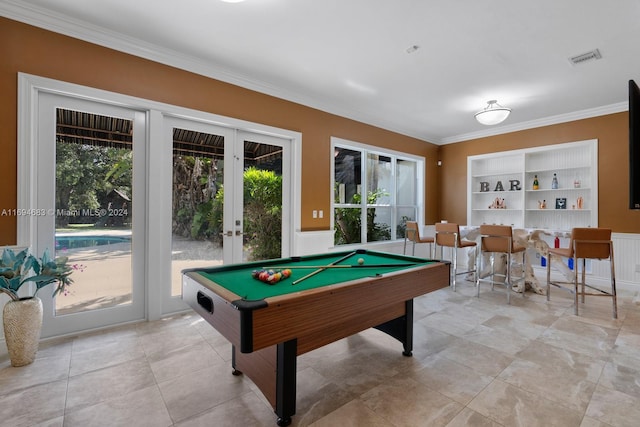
168,120,233,298
241,135,284,262
37,93,146,338
54,108,134,315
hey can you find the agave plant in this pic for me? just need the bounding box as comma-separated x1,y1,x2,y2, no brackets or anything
0,248,74,301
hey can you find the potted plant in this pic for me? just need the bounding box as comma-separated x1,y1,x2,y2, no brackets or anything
1,247,75,366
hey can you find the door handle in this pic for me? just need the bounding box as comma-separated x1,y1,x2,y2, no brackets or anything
235,230,243,236
220,231,233,237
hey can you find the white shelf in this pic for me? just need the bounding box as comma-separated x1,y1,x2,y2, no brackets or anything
525,209,591,212
473,208,521,211
473,192,523,196
471,171,522,178
525,165,590,173
467,140,598,229
526,187,590,192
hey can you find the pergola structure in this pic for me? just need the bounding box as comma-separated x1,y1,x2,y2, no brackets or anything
55,108,282,166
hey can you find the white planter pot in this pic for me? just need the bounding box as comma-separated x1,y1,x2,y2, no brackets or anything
3,297,43,367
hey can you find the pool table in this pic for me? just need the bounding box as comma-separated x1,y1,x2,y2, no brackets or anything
182,249,449,426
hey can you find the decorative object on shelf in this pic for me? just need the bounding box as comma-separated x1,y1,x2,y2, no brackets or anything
574,177,581,188
489,197,506,209
577,196,584,209
555,197,567,209
538,200,547,209
1,247,77,367
551,173,559,189
475,100,511,125
533,174,539,190
479,179,521,192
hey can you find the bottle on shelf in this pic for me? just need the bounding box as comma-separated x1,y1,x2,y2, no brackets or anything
533,175,539,190
551,173,558,189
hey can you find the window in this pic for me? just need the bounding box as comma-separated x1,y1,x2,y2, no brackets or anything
333,138,424,246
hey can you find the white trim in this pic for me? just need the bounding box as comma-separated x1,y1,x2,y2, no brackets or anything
331,137,425,162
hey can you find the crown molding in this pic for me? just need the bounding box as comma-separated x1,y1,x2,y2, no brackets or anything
440,101,628,145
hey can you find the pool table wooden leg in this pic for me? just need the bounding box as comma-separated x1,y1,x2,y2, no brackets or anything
373,299,414,356
275,339,297,426
231,339,298,426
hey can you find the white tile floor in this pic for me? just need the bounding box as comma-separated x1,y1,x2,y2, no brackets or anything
1,281,639,427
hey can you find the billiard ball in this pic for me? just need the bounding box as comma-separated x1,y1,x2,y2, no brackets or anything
357,258,365,265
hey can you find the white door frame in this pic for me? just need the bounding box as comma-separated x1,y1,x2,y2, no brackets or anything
18,73,302,330
26,92,147,338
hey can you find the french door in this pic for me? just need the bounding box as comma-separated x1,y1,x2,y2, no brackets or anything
19,74,298,333
163,117,291,313
34,93,146,338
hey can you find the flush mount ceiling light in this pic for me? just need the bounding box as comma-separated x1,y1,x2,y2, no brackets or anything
475,100,511,125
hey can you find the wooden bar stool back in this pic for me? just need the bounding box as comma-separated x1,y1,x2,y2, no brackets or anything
546,227,617,318
403,221,434,256
434,222,477,291
476,224,526,304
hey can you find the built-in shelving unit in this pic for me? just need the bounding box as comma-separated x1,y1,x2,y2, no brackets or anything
467,139,598,230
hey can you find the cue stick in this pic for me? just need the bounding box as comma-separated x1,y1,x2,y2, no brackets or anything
267,263,418,269
291,251,358,285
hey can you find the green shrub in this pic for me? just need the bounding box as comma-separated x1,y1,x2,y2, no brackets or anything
334,189,390,245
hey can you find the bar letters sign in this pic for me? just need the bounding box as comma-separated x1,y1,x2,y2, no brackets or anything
479,179,521,192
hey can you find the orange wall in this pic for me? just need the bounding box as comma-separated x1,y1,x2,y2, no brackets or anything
439,113,640,233
0,18,440,246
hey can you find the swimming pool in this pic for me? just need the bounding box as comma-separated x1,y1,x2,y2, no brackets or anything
55,235,131,250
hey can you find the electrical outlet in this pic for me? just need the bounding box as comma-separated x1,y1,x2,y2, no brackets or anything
319,210,323,218
312,210,318,219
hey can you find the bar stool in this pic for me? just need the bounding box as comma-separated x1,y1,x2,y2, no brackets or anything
434,222,477,291
546,228,617,318
403,221,434,257
476,225,526,304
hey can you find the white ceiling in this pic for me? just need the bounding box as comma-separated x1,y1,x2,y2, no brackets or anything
2,0,639,144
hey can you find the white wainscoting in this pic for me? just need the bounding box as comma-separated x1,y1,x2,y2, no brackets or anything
609,233,640,285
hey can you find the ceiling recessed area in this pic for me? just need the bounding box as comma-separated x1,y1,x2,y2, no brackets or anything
2,1,636,144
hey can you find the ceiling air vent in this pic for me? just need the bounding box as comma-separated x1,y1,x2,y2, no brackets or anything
569,49,602,65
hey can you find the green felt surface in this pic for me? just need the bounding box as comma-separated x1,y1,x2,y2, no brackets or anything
191,250,435,301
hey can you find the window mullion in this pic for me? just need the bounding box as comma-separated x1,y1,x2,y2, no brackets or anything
361,148,368,244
